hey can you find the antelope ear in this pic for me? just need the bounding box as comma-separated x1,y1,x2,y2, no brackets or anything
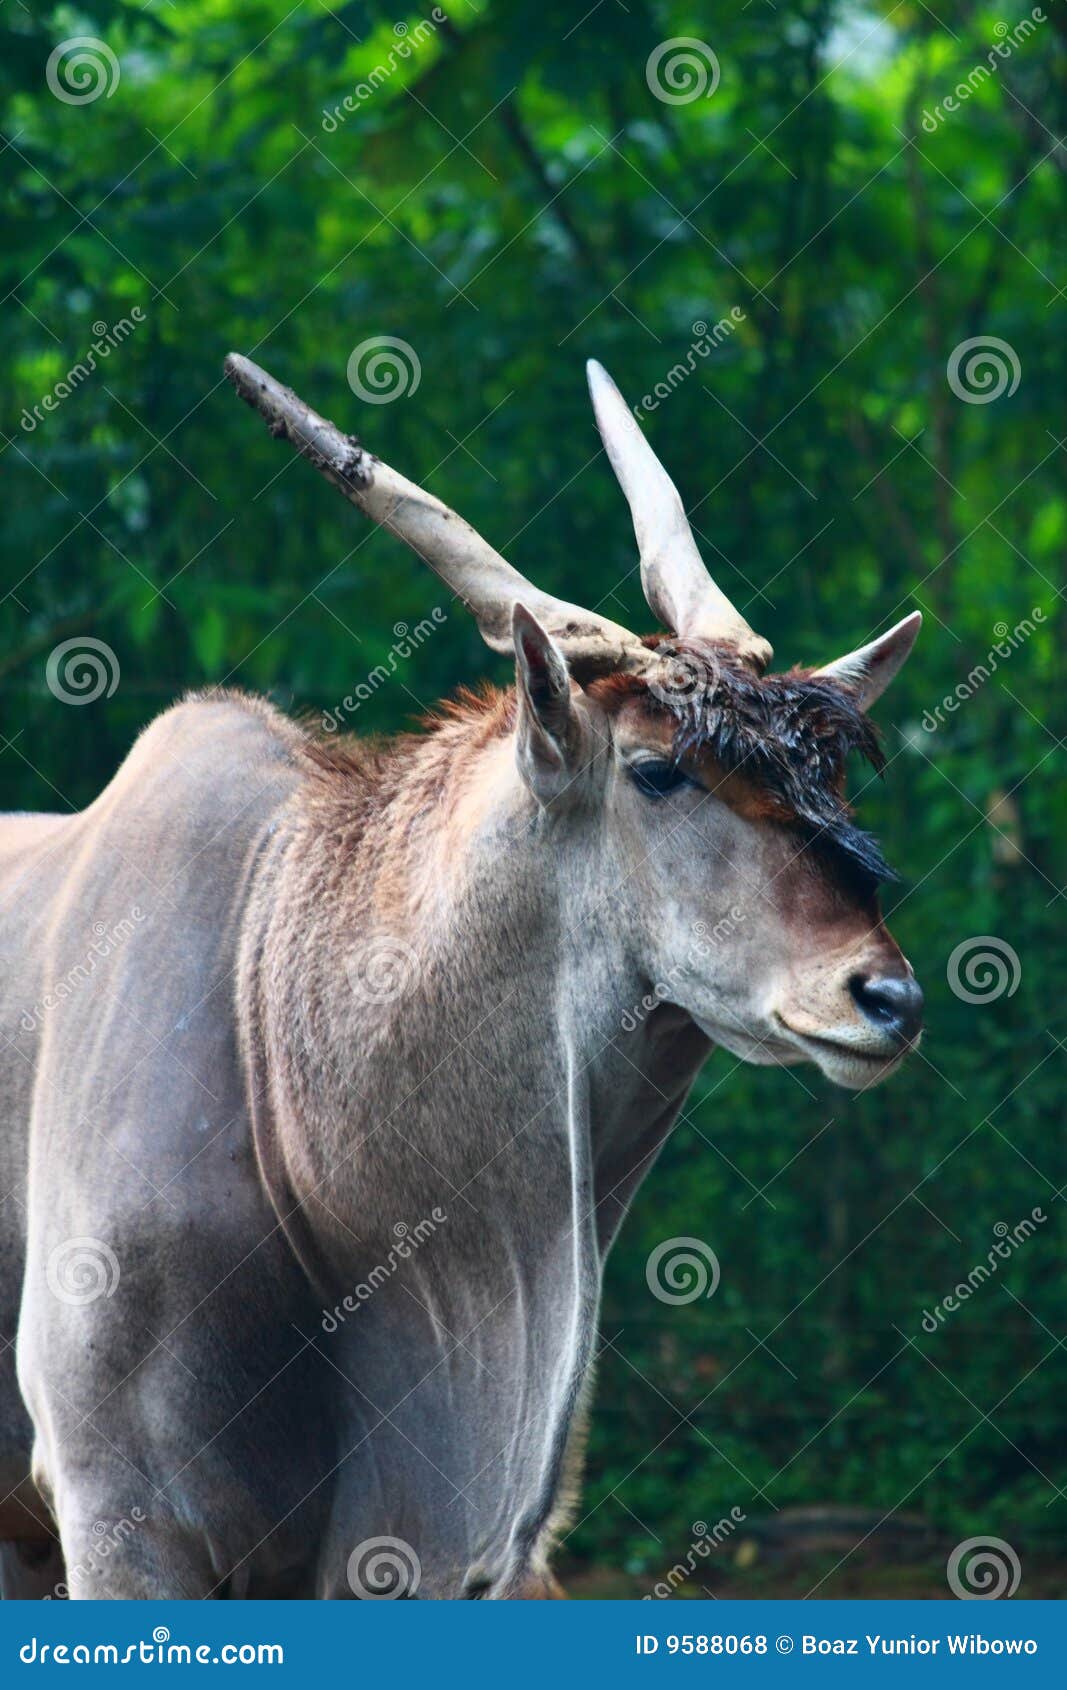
513,603,578,801
814,611,921,710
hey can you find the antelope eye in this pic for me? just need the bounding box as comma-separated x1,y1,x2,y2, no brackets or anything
627,757,693,800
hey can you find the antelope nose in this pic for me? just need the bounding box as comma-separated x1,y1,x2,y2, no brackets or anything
849,971,923,1046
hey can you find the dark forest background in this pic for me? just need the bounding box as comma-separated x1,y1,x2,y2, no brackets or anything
2,0,1064,1596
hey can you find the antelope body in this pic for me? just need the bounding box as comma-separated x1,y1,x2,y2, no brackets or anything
0,359,922,1598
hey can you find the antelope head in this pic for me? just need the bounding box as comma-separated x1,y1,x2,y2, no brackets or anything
226,353,922,1091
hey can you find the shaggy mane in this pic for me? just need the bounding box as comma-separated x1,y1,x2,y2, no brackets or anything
298,645,893,885
593,637,894,886
296,684,515,820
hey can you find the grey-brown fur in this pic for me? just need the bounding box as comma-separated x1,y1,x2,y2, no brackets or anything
0,361,923,1598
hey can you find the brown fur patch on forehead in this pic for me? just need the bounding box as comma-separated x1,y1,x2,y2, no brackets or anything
590,636,894,887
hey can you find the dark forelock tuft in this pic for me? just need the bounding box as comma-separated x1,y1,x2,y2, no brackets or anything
648,638,895,886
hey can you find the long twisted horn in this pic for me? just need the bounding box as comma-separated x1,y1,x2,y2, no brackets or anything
586,360,772,672
225,354,650,680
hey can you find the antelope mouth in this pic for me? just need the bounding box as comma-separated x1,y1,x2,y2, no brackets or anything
780,1025,897,1061
772,1016,913,1087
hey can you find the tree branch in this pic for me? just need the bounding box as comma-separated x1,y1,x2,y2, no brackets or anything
435,9,609,290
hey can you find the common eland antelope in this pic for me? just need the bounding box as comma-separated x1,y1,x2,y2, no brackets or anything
0,356,921,1598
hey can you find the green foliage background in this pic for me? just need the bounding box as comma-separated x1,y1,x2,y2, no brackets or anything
3,0,1063,1590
